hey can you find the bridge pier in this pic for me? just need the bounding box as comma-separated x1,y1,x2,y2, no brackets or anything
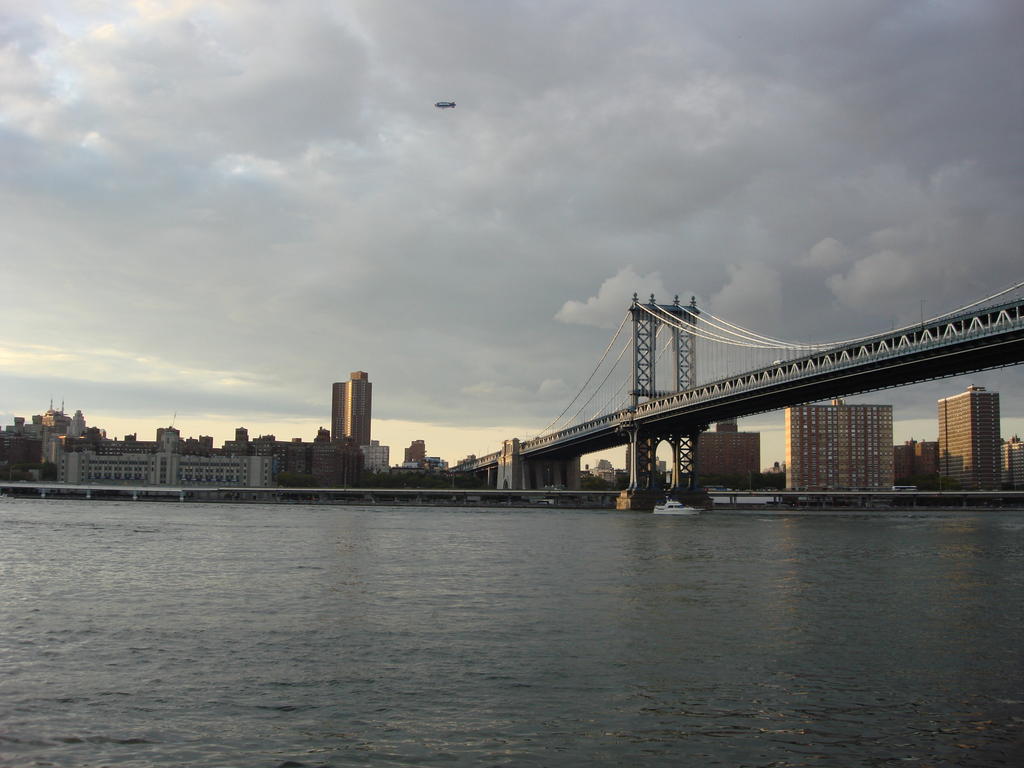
495,438,580,490
626,427,662,492
523,457,580,490
616,489,709,511
616,489,664,511
667,425,707,492
625,424,707,493
668,435,683,490
497,439,523,489
619,421,709,509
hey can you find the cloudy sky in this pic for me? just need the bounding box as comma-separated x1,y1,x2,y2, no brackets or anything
2,0,1022,465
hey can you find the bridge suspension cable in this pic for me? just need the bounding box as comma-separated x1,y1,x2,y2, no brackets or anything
640,303,821,350
536,313,630,436
576,334,631,423
925,279,1024,321
695,310,830,350
554,322,683,432
642,279,1024,353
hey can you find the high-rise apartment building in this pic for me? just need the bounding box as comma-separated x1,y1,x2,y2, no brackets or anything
938,385,1001,489
331,371,372,446
785,399,893,490
1004,435,1023,489
330,384,344,440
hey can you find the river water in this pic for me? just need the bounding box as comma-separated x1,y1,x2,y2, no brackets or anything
1,499,1021,767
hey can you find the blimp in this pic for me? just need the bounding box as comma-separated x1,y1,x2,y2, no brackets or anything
434,101,456,109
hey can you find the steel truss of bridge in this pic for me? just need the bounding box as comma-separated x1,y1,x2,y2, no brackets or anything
457,295,1024,477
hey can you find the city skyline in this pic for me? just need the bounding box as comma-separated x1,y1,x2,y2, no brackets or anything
6,373,1022,473
1,2,1021,466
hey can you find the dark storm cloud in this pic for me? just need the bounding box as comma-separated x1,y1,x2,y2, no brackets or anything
1,0,1020,441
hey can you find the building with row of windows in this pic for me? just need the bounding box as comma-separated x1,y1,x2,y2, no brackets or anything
1005,436,1024,489
698,419,760,478
405,439,426,464
59,429,274,486
1,429,43,468
2,405,92,465
217,427,363,485
893,439,939,482
54,423,365,487
782,386,1009,491
938,385,1001,489
329,370,390,474
785,400,894,490
10,376,1017,490
361,440,390,472
332,371,372,446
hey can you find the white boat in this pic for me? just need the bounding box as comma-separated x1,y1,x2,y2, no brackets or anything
652,499,701,515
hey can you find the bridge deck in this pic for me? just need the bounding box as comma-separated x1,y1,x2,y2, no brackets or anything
457,297,1024,471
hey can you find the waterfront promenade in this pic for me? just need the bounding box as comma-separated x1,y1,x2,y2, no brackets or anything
0,481,620,508
4,481,1024,510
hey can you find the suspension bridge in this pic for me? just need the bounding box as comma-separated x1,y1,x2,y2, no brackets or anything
454,282,1024,508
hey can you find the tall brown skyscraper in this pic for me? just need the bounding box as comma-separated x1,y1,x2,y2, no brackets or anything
331,371,372,446
938,385,1001,489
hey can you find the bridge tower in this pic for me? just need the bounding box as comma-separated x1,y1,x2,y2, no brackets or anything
623,295,706,505
629,294,698,404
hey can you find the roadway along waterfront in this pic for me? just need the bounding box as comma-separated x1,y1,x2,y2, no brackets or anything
1,482,621,507
4,482,1024,510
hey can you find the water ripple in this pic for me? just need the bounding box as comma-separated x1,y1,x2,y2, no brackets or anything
1,501,1021,766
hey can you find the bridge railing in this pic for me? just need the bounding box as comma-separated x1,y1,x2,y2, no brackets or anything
631,297,1023,421
453,450,502,473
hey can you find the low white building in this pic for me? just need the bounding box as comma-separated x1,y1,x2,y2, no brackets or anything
59,430,272,487
361,440,390,472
